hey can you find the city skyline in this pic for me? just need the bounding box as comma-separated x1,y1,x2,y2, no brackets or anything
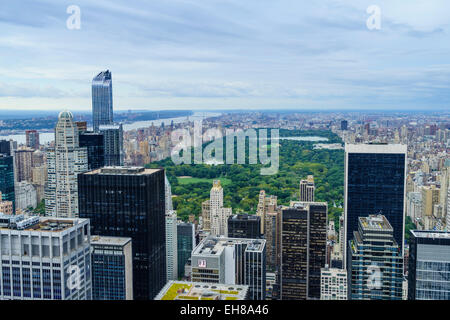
0,1,450,111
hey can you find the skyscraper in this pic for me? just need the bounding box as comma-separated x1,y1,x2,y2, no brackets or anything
165,211,178,281
25,130,40,150
348,215,403,300
256,190,277,235
408,230,450,300
280,202,327,300
0,140,12,156
78,166,166,300
0,154,15,211
264,210,281,271
99,124,123,166
79,131,105,170
191,236,266,300
0,215,92,300
344,143,407,267
228,214,261,239
45,111,88,218
209,180,232,236
299,175,315,202
91,236,133,300
92,70,113,132
14,147,34,182
177,222,195,279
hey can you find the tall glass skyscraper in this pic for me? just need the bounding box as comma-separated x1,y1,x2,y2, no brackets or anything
408,230,450,300
177,222,195,278
344,143,407,268
92,70,113,132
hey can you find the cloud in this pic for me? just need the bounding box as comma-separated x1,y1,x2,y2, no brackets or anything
0,0,449,110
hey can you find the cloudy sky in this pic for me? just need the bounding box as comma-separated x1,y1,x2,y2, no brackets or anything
0,0,449,111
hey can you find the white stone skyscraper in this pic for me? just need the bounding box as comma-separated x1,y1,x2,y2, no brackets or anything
45,111,88,217
210,180,232,236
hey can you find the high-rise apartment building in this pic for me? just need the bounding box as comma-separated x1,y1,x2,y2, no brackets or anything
280,202,327,300
25,130,40,150
92,70,113,132
408,230,450,300
344,143,407,268
45,111,88,218
0,154,15,211
320,267,347,300
99,124,123,166
177,222,195,279
0,215,92,300
14,147,34,182
166,211,178,281
78,166,166,300
299,175,315,202
191,236,266,300
256,190,277,235
228,214,261,239
421,185,440,217
348,215,403,300
91,236,133,300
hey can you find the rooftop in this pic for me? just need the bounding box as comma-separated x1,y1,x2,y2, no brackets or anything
0,214,86,232
85,166,161,175
91,235,132,246
155,281,248,300
359,214,393,231
193,236,265,256
345,143,407,154
411,230,450,239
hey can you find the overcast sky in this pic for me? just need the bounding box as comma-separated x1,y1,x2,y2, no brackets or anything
0,0,449,111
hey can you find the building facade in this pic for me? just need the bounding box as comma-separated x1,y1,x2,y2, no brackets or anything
79,132,105,170
228,214,261,239
78,166,166,300
344,143,407,268
348,215,403,300
280,202,327,300
91,236,133,300
320,267,347,300
0,215,92,300
0,154,15,211
191,236,266,300
165,211,178,281
99,124,124,167
45,111,88,218
299,175,315,202
408,230,450,300
177,222,195,279
92,70,113,132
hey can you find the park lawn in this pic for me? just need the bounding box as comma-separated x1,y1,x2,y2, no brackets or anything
177,177,232,186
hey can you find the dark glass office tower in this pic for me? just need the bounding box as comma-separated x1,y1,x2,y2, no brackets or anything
341,120,348,131
99,124,123,166
79,132,105,170
0,154,15,210
0,140,11,156
177,222,195,278
92,70,113,132
344,144,407,268
78,167,166,300
408,230,450,300
228,214,261,239
280,202,327,300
